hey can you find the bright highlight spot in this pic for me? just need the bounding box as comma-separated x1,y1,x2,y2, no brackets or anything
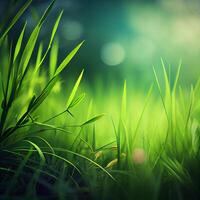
101,42,125,66
132,148,146,164
63,20,83,41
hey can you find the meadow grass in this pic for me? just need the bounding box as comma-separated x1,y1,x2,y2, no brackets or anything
0,1,200,200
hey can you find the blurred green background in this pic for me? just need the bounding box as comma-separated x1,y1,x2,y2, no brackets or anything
1,0,200,88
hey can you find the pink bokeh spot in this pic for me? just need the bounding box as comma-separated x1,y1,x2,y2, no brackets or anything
132,148,146,164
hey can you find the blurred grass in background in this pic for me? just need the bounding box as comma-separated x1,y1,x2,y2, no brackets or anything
1,0,200,88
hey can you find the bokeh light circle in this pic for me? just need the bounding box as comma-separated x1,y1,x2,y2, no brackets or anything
62,20,83,41
101,42,125,66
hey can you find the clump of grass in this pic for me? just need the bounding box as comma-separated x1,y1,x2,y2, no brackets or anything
0,0,84,145
0,1,200,200
0,1,112,198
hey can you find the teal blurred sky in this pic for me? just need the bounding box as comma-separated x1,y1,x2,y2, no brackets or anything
1,0,200,86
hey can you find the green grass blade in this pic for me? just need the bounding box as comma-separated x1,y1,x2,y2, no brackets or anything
92,124,96,151
37,11,63,70
81,114,105,127
19,0,56,76
11,77,58,130
2,150,58,179
173,59,182,93
27,135,55,154
51,148,116,182
50,38,59,78
5,147,33,197
32,121,73,134
13,22,27,63
35,42,43,73
48,11,63,49
44,152,81,175
0,167,15,174
38,0,56,26
54,41,84,77
66,70,84,109
24,140,45,163
121,80,127,120
69,93,85,109
132,84,153,143
11,148,82,175
0,0,32,44
28,77,58,113
153,66,169,121
19,24,40,76
161,58,171,99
